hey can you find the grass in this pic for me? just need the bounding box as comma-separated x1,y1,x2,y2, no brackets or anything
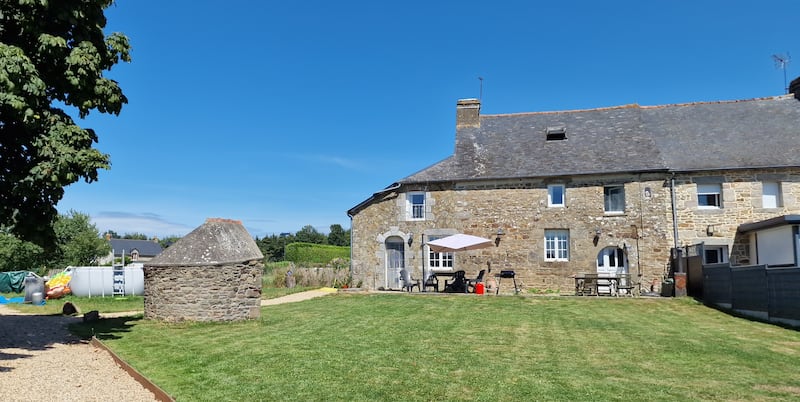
1,292,144,315
68,294,800,401
2,285,316,315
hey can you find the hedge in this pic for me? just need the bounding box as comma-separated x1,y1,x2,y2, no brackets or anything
284,242,349,264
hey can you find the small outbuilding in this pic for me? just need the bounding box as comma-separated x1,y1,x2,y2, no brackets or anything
144,218,264,322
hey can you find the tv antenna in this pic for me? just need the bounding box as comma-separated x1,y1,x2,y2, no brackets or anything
772,53,791,94
478,76,484,101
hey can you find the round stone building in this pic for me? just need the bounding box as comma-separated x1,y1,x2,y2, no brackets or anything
144,218,263,322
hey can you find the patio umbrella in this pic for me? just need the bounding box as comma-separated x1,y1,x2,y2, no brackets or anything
426,233,494,252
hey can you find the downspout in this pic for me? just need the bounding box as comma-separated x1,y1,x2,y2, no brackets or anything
670,173,682,275
670,173,679,250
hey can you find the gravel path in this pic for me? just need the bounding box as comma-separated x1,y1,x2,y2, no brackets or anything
0,304,157,402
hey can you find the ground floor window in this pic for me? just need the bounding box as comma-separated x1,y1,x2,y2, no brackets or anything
427,235,453,270
703,245,728,264
544,229,569,261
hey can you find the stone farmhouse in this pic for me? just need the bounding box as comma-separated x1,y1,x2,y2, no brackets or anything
347,78,800,293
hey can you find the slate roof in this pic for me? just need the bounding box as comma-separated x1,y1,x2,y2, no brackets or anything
401,95,800,183
109,239,163,257
147,218,263,267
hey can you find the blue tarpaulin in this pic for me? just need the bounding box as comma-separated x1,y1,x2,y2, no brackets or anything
0,295,45,305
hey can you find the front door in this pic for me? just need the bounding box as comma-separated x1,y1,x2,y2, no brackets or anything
385,237,405,289
597,247,629,294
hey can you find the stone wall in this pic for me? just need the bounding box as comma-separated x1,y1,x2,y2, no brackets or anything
672,168,800,265
143,260,262,322
351,168,800,293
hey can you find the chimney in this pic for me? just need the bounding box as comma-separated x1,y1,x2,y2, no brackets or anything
790,76,800,100
456,98,481,128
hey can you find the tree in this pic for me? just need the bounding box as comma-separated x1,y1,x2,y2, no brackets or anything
256,233,295,262
0,1,130,247
158,235,182,249
102,230,119,239
295,225,326,244
122,232,148,240
327,224,348,246
49,210,110,268
0,232,45,272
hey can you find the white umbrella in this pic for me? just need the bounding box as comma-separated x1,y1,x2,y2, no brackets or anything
426,233,494,252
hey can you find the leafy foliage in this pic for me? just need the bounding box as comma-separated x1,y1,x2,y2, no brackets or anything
294,224,327,244
284,242,349,264
121,232,148,240
257,224,351,262
50,210,110,268
0,211,109,272
327,224,349,246
0,0,130,247
0,232,45,272
157,235,182,249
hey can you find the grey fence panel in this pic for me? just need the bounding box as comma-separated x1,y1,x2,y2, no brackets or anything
731,265,768,312
768,268,800,321
702,264,732,305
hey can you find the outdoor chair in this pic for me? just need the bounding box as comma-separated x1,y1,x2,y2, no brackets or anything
577,273,598,296
467,269,486,293
423,274,439,292
444,270,467,293
399,269,420,292
616,274,639,297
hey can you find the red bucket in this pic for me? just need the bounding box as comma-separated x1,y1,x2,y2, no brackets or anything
475,282,485,295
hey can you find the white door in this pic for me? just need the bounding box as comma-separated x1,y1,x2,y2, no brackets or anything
597,247,628,294
385,237,405,289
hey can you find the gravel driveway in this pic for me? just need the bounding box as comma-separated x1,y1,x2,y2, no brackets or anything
0,304,157,402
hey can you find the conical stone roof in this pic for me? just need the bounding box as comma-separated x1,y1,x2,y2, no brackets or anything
147,218,263,267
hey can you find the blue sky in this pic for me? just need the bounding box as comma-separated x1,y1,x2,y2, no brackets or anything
57,0,799,238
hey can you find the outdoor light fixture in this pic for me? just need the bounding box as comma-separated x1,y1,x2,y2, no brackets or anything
407,232,414,246
706,225,715,236
495,228,505,246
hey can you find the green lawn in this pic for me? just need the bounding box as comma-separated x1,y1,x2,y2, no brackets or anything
2,286,315,315
1,293,144,315
68,294,800,401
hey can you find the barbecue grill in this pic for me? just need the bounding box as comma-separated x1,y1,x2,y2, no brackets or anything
495,270,519,294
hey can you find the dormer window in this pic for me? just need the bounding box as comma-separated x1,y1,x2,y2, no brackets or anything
546,126,567,141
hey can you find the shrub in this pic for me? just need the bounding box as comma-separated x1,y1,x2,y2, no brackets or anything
265,259,356,288
284,242,349,265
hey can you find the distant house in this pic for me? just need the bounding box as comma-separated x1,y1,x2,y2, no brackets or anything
348,83,800,292
98,238,164,265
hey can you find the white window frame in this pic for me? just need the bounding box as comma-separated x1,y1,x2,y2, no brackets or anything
407,192,426,220
547,184,565,207
703,245,728,265
426,235,453,271
604,185,625,213
697,183,722,209
544,229,569,261
762,182,782,208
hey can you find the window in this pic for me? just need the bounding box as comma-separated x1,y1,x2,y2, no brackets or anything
547,184,565,207
762,182,782,208
697,183,721,209
703,246,728,264
427,236,453,271
546,126,567,141
408,192,425,220
604,185,625,213
544,229,569,261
